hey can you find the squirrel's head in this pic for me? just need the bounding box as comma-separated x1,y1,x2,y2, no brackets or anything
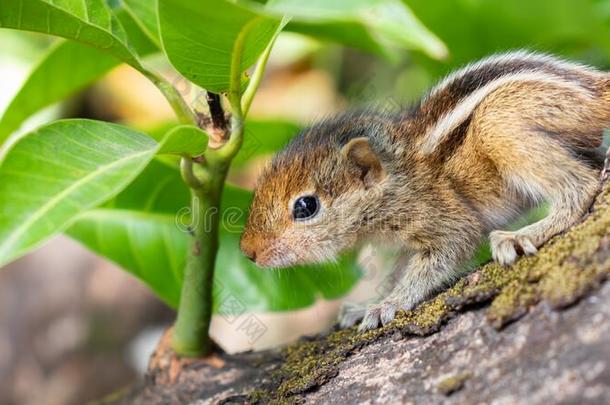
240,114,389,268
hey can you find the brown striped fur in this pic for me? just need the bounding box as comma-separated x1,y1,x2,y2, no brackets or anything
240,51,610,330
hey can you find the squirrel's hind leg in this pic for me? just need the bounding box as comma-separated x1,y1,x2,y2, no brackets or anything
472,79,607,266
489,143,600,266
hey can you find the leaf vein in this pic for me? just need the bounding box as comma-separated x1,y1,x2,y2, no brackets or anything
0,149,153,259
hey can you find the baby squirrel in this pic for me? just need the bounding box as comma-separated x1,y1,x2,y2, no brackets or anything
240,51,610,331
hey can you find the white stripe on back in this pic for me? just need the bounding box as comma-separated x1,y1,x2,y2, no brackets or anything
421,51,599,154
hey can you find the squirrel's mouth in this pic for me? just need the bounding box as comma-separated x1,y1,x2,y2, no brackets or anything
254,247,301,269
243,232,339,268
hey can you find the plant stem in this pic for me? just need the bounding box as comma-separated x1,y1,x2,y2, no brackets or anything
139,66,220,356
142,69,197,126
172,130,243,356
167,62,248,355
172,156,228,356
140,30,278,356
241,23,283,117
179,156,204,189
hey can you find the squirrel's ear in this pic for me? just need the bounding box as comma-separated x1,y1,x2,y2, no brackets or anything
341,137,386,188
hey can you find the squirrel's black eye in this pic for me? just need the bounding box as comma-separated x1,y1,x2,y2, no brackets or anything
292,195,319,221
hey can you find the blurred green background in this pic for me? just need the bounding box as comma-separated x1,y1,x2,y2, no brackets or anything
2,0,610,404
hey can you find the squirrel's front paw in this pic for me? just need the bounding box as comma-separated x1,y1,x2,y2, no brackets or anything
338,302,367,328
358,299,403,331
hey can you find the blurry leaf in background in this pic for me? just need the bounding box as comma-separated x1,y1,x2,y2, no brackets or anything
0,41,118,145
87,63,179,127
159,125,208,156
407,0,610,77
68,158,362,311
266,0,447,61
266,31,322,66
0,0,160,146
0,0,144,69
0,119,158,268
334,0,610,117
159,0,281,92
0,30,52,61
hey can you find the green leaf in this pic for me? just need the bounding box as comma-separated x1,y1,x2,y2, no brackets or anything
267,0,447,60
0,0,143,69
158,0,281,92
0,119,158,267
0,3,160,146
67,159,189,306
67,159,362,311
0,41,118,145
122,0,161,47
113,0,159,56
70,210,185,307
159,125,208,156
1,11,159,146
